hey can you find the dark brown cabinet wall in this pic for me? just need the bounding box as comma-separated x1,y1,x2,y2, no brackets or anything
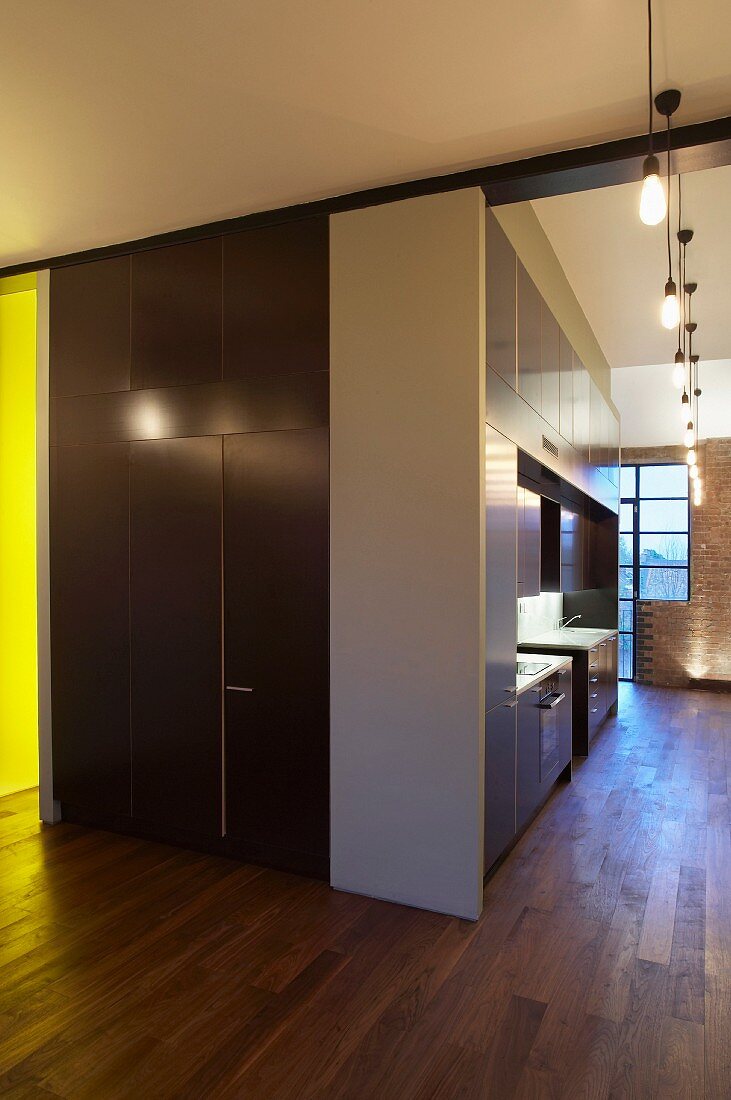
223,219,329,379
49,217,330,876
224,428,329,858
129,436,223,837
50,256,131,397
50,443,131,814
131,237,223,389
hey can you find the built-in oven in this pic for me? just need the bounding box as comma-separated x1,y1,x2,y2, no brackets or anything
537,674,566,781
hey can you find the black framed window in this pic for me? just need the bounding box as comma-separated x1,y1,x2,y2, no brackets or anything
618,463,690,680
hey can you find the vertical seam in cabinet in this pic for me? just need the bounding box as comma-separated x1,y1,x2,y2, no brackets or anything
127,444,133,817
220,242,225,837
220,434,226,838
127,257,133,817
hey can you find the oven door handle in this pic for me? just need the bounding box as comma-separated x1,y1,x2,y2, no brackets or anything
538,692,566,709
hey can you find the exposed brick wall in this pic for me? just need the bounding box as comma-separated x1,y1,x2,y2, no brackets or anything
622,439,731,687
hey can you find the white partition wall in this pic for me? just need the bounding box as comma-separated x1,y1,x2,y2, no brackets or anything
329,189,486,920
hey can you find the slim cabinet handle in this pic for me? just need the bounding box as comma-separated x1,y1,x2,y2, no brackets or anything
600,642,607,648
503,700,518,709
226,686,254,693
590,676,599,683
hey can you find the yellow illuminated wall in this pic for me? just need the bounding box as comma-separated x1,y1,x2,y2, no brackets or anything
0,275,38,796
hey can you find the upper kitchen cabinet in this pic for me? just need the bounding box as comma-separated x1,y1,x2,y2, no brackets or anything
223,218,329,380
485,208,517,389
560,505,584,592
541,303,560,433
517,262,542,414
50,257,131,397
517,485,541,598
129,435,223,837
572,353,591,465
607,410,620,487
589,378,609,474
558,329,573,445
131,237,222,389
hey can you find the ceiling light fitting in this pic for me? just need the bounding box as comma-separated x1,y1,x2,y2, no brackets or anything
639,2,668,225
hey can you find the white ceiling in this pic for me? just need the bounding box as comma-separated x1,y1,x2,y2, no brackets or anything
532,165,731,369
3,0,731,268
612,359,731,447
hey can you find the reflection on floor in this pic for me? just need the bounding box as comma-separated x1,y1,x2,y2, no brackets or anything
0,683,728,1097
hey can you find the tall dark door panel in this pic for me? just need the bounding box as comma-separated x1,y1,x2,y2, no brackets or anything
129,436,223,835
224,428,329,858
50,443,131,813
223,218,329,379
131,238,223,389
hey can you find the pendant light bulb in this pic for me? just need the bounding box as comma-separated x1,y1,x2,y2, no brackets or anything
694,481,702,506
683,426,694,449
672,354,685,389
662,278,680,329
687,448,696,466
640,155,666,225
689,464,699,480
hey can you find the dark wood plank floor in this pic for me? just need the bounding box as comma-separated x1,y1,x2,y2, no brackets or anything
1,683,729,1098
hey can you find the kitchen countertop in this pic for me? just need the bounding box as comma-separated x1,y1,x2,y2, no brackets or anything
519,627,617,652
515,652,572,696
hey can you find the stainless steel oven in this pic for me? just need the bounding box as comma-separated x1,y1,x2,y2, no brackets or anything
537,674,566,781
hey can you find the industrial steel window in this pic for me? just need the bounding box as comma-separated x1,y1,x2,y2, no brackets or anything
618,463,690,680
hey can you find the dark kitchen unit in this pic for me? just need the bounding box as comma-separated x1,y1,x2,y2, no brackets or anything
49,217,330,878
483,203,619,868
519,630,618,756
484,654,572,877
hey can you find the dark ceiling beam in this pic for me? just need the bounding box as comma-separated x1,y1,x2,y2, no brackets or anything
2,113,730,277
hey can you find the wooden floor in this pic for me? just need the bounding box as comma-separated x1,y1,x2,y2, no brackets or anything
1,683,729,1098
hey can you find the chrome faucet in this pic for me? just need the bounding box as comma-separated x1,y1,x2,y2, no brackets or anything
556,614,582,630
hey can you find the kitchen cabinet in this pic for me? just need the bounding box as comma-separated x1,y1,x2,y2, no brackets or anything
484,700,517,873
540,496,561,593
131,237,223,389
517,666,572,830
129,436,223,836
517,262,542,414
588,642,606,737
51,443,131,815
485,426,518,713
485,207,517,388
606,634,619,712
572,354,591,466
224,427,329,860
517,485,541,598
558,329,573,445
560,505,584,593
607,411,620,487
519,633,618,756
223,217,329,379
541,303,560,433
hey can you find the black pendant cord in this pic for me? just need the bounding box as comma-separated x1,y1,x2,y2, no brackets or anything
666,116,673,278
678,175,685,367
648,0,654,156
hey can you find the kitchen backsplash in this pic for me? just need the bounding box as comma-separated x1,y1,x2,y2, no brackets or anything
517,591,564,643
